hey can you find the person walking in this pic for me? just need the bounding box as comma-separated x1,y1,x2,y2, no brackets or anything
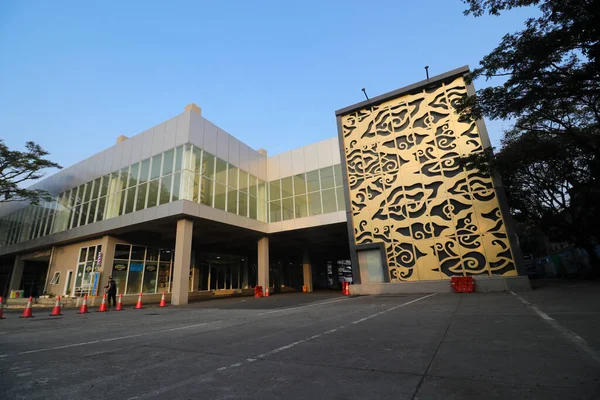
105,276,117,309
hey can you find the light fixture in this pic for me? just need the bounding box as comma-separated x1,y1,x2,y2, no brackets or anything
216,256,221,259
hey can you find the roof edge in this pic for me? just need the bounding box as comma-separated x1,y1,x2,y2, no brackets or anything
334,65,470,116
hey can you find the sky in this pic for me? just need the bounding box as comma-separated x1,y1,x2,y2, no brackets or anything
0,0,535,181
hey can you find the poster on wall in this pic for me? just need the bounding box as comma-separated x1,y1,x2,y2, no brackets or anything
92,272,100,296
130,263,143,273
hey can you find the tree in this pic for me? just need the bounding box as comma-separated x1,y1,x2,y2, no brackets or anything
458,0,600,272
0,140,62,205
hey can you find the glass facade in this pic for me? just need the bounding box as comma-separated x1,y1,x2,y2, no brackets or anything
0,142,346,246
112,244,174,295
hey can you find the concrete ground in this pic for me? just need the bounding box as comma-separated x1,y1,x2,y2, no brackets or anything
1,282,599,400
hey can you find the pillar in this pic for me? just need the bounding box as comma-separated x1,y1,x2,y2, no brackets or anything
257,237,269,290
9,256,24,292
172,219,193,305
242,258,249,289
303,251,313,292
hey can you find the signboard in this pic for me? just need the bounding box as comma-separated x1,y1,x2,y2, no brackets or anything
91,272,100,296
146,264,157,272
130,263,143,273
114,264,127,271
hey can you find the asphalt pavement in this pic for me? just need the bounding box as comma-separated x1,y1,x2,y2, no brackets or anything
1,283,599,400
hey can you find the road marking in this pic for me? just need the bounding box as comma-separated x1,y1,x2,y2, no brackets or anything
511,291,600,364
256,296,357,316
0,354,7,358
16,321,220,356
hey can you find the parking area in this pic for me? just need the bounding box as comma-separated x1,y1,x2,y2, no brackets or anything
1,283,599,399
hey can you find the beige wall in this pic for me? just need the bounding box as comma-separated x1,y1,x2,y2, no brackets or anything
46,236,125,297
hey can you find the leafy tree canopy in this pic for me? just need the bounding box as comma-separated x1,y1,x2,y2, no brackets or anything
0,140,62,205
459,0,599,268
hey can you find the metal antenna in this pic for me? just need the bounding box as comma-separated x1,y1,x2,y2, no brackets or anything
361,88,369,101
425,66,430,80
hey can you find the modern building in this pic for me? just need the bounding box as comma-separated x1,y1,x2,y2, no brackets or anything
0,66,529,305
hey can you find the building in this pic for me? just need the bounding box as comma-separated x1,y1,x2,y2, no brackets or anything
0,66,529,304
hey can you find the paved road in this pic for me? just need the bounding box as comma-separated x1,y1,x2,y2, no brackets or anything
1,284,599,399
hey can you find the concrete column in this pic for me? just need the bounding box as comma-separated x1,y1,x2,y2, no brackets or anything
9,256,24,292
172,219,193,305
302,251,313,292
191,252,199,292
257,237,269,290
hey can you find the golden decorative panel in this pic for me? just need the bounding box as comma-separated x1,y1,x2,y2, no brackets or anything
339,76,517,282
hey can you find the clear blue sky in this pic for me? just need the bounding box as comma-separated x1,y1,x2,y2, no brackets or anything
0,0,533,179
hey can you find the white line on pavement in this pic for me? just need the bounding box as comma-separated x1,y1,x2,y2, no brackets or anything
256,296,358,316
510,291,600,364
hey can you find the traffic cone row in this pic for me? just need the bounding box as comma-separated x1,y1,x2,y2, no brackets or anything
2,292,173,319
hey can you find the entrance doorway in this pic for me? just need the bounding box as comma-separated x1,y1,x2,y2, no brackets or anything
197,253,246,292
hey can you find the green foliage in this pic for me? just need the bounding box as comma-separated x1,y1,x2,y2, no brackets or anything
0,140,62,205
459,0,599,267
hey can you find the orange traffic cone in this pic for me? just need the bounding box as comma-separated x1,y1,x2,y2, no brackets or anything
49,296,62,316
159,292,167,307
115,294,124,311
78,295,89,314
0,296,5,319
264,287,270,297
135,293,143,309
97,293,108,312
20,296,34,318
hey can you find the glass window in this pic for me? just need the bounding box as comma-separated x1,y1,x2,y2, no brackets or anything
308,192,322,216
129,162,140,188
159,175,172,205
131,246,146,260
269,200,282,223
334,164,343,187
215,159,227,185
118,190,127,216
282,197,294,220
157,263,171,292
82,183,91,203
214,182,226,210
126,262,144,294
87,200,97,224
192,146,202,174
100,175,110,197
162,149,174,176
92,178,101,200
336,187,346,211
172,172,181,201
150,154,162,180
125,188,136,214
140,159,150,183
79,248,88,263
294,174,306,195
322,188,337,214
202,152,215,179
142,262,158,293
159,249,172,263
174,146,183,172
249,175,257,197
192,173,201,202
96,197,106,221
147,180,159,208
239,170,248,193
320,166,335,189
136,183,148,211
79,202,88,226
114,244,131,260
200,177,213,206
306,170,320,192
281,177,293,198
294,194,308,218
227,165,238,189
146,248,159,261
249,196,257,220
239,191,248,217
119,167,129,189
269,180,281,201
227,188,238,214
112,261,128,295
